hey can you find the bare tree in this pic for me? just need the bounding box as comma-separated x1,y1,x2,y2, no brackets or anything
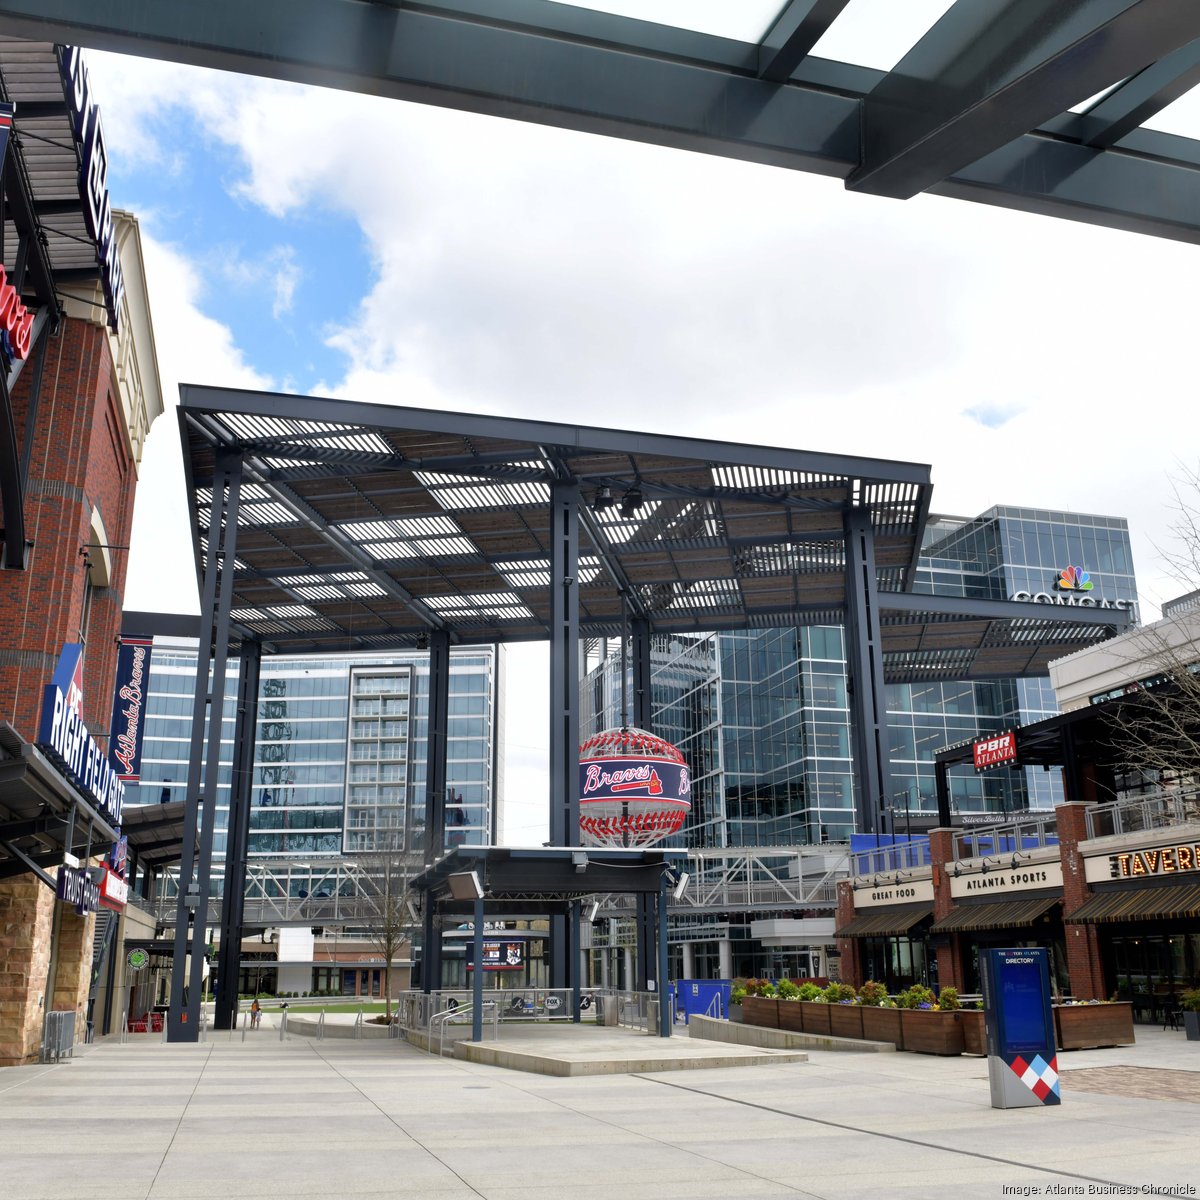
360,853,416,1020
1104,463,1200,793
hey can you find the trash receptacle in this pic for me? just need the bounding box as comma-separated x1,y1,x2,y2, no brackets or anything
594,996,618,1026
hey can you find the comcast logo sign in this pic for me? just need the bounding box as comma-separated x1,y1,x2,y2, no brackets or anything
1056,565,1093,591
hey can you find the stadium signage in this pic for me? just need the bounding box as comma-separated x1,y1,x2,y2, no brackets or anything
0,263,34,362
973,731,1017,771
109,637,151,781
59,47,124,331
855,878,934,907
38,644,125,826
57,863,100,916
1009,590,1132,611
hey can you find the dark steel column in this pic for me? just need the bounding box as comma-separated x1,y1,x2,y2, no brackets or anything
420,899,440,993
657,873,670,1037
168,451,242,1042
635,893,652,990
425,630,450,865
548,482,580,991
631,617,652,729
935,759,952,827
570,899,581,1021
471,892,485,1042
215,640,259,1031
843,510,892,836
548,481,580,845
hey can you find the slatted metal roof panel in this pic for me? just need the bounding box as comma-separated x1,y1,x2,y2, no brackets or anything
177,386,1129,671
0,40,102,281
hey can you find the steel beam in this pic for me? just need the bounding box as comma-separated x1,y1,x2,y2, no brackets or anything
631,617,652,730
879,590,1131,628
1079,39,1200,148
757,0,851,82
168,451,242,1043
844,511,891,836
548,481,580,847
215,639,259,1032
5,2,1200,241
425,629,450,865
849,0,1200,199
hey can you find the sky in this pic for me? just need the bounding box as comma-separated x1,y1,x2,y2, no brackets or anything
84,1,1200,843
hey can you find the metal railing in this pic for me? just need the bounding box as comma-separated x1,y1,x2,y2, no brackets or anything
952,814,1058,860
430,1000,499,1057
1085,789,1200,840
850,838,932,878
41,1011,76,1063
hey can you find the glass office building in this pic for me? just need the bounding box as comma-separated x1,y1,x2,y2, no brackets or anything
582,506,1137,846
129,641,504,889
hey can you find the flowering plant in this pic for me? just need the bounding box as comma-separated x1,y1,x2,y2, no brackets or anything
856,980,889,1007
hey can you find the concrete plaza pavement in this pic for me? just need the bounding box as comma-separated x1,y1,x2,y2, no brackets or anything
0,1023,1197,1200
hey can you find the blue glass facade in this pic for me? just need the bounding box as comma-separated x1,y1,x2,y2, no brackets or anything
129,642,501,886
582,506,1137,846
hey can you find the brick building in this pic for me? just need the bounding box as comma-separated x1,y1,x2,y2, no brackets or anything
0,208,162,1063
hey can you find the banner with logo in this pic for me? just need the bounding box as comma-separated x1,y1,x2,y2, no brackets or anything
973,731,1017,771
109,636,152,781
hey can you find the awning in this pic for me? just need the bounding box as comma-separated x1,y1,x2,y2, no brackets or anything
835,903,932,938
930,895,1060,933
1067,884,1200,924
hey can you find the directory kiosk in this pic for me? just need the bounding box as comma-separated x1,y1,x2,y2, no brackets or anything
980,947,1060,1109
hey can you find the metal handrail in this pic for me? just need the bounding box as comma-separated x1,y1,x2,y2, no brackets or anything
430,1000,498,1057
1085,789,1200,840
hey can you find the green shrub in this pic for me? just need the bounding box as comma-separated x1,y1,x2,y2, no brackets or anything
822,982,857,1004
796,982,823,1002
897,984,936,1010
937,986,961,1011
776,979,801,1001
857,980,889,1007
1180,988,1200,1012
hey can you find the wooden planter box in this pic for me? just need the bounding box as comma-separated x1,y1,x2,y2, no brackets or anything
778,1000,805,1033
828,1003,864,1040
860,1005,903,1048
800,1001,832,1035
899,1009,965,1056
1054,1003,1135,1050
960,1010,986,1056
741,996,780,1029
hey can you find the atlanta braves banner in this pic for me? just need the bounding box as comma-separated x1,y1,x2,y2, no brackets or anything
109,636,152,781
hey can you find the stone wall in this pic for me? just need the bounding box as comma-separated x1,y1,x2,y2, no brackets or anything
0,875,54,1066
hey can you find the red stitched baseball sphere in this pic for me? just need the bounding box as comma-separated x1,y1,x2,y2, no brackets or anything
578,726,691,847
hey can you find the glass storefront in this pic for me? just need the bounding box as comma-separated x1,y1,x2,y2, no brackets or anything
1103,927,1200,1024
858,933,933,993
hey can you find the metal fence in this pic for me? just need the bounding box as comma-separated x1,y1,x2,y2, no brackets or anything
952,814,1059,860
41,1011,76,1063
1085,789,1200,839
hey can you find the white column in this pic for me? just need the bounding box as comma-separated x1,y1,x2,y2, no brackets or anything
623,947,635,989
718,939,733,980
601,948,611,989
681,942,696,980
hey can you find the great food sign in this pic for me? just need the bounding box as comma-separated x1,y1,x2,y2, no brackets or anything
58,47,124,331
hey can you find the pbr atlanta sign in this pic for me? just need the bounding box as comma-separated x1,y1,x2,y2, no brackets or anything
38,643,125,826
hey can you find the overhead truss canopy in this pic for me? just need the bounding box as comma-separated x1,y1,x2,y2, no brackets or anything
3,2,1200,242
177,385,1129,681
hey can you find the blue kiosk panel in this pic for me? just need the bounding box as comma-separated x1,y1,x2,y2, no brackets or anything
980,947,1060,1109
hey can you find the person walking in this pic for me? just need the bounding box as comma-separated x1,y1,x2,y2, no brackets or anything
250,998,261,1029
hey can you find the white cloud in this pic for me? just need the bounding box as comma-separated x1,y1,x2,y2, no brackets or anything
90,42,1200,827
123,232,274,616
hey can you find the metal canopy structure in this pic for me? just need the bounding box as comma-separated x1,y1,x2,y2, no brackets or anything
3,3,1200,243
178,385,1128,679
412,844,687,1038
